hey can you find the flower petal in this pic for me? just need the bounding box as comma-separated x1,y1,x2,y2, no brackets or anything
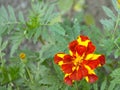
54,54,63,64
85,74,98,83
62,63,73,73
76,45,86,56
69,68,82,80
98,55,105,66
85,54,100,60
69,40,78,53
63,55,73,63
83,60,100,69
77,35,90,47
64,75,73,86
80,35,89,41
86,42,95,54
81,66,88,76
54,54,73,65
84,54,105,69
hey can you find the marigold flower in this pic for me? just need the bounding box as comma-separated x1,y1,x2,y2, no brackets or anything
54,35,105,86
19,53,26,59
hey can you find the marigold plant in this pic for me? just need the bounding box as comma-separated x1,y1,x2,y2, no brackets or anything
54,35,105,86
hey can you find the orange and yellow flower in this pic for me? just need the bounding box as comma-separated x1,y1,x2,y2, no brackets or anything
54,35,105,86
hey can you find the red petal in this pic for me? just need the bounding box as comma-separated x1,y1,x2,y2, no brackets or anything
64,76,73,86
54,54,63,64
69,69,82,80
83,55,105,69
63,55,73,63
86,42,95,54
62,63,73,73
69,40,78,53
80,35,89,41
81,66,88,76
98,55,105,65
77,67,83,80
76,45,86,56
87,74,98,83
83,60,100,69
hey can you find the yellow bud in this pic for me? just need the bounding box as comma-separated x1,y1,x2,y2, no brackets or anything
118,0,120,4
117,0,120,9
19,53,26,59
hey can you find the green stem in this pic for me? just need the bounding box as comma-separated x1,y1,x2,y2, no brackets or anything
112,14,120,40
114,41,120,50
74,81,79,90
25,66,34,84
1,21,22,26
0,51,2,61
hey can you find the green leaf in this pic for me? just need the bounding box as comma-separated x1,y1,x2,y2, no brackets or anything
33,27,41,43
1,41,8,51
102,6,116,21
10,31,24,56
8,5,16,22
100,78,107,90
39,43,61,61
0,6,8,20
50,16,62,24
0,86,6,90
73,19,81,38
18,11,25,23
0,37,2,46
108,82,116,90
93,83,98,90
50,24,65,36
112,0,120,13
111,68,120,78
114,49,120,59
100,19,114,31
1,65,20,85
108,68,120,90
58,0,73,13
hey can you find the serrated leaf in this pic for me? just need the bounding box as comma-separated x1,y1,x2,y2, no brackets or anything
10,31,24,56
0,86,6,90
1,41,8,51
0,25,8,35
0,37,2,46
33,27,41,43
18,11,25,23
112,0,120,13
100,19,114,31
110,68,120,78
39,44,60,61
93,83,98,90
43,5,54,23
102,6,116,21
108,82,115,90
8,5,16,22
50,24,65,36
114,49,120,59
73,19,81,38
50,16,62,24
100,78,107,90
0,6,8,20
58,0,73,13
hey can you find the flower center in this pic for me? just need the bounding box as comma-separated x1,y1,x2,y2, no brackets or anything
74,56,84,66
